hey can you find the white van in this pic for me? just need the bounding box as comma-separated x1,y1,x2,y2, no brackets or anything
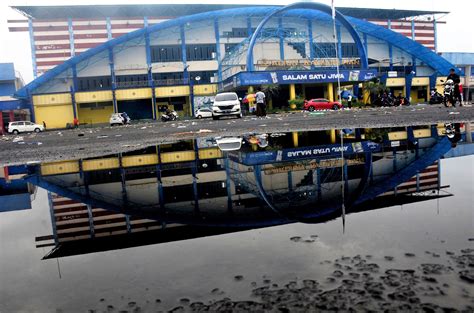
7,121,44,134
212,92,242,120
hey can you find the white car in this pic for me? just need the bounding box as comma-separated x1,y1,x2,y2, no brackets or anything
212,92,242,120
110,113,131,126
195,107,213,119
7,121,44,134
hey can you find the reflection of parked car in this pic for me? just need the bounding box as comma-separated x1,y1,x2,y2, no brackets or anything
303,98,342,111
7,121,44,134
195,108,213,119
212,92,242,120
110,113,130,126
215,137,242,151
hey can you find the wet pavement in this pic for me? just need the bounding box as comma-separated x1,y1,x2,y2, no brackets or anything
0,104,473,166
0,125,473,312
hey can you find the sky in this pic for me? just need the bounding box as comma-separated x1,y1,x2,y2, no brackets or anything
0,0,473,83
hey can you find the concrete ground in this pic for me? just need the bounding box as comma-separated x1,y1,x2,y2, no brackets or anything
0,104,473,166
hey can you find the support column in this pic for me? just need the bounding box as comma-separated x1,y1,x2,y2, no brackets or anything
278,17,284,61
108,48,118,113
363,33,368,67
28,18,38,78
68,18,75,57
214,18,222,82
180,25,188,82
316,161,322,201
336,24,342,64
307,19,315,69
47,191,59,246
327,83,334,101
289,84,296,100
9,111,14,123
144,20,157,120
247,17,252,36
329,129,336,144
288,171,293,191
106,17,113,40
433,18,438,53
0,112,3,135
224,155,233,213
388,20,393,70
465,122,472,143
292,131,298,147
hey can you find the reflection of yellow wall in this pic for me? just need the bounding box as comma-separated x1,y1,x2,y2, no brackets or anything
122,154,158,167
78,104,113,124
34,104,74,129
160,151,195,163
41,160,80,176
83,158,120,171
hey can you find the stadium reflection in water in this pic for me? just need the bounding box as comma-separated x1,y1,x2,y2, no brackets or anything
7,124,467,259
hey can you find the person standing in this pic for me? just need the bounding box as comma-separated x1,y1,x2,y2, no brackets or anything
347,93,353,109
255,88,266,118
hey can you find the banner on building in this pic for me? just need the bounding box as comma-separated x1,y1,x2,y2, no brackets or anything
231,141,380,165
237,69,377,86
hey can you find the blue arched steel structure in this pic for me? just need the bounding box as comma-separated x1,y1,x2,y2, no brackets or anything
15,4,456,99
246,2,369,71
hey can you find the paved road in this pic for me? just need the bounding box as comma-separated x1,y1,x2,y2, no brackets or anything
1,104,473,166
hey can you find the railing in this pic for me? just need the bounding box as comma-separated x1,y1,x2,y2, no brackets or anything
114,78,191,89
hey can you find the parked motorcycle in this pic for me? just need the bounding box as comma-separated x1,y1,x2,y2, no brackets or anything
161,110,178,122
441,79,460,107
429,89,443,105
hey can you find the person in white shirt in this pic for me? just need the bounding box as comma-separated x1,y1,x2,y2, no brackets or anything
255,88,266,117
347,94,353,109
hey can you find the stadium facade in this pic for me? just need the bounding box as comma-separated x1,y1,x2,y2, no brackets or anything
8,3,457,128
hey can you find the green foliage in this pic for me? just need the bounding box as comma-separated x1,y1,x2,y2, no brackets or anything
288,96,305,109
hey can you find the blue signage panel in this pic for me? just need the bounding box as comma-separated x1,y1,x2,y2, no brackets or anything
237,141,380,165
237,70,377,86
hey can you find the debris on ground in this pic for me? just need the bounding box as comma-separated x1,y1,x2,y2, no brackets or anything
12,137,24,143
309,112,325,116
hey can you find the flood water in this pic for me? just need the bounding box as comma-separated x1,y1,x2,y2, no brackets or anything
0,125,473,312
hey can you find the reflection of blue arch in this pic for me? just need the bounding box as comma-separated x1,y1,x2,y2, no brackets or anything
15,6,456,98
246,2,368,71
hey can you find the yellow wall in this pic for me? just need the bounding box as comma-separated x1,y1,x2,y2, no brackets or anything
155,86,190,97
115,88,152,101
411,77,429,87
33,93,71,105
75,91,113,103
193,84,217,95
34,104,74,129
78,105,113,125
386,78,405,87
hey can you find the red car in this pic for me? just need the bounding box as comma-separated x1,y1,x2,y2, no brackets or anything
303,98,343,111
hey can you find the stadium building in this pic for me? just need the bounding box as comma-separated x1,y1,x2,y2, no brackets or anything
8,2,458,128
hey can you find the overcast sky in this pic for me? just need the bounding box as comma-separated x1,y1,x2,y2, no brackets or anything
0,0,472,83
